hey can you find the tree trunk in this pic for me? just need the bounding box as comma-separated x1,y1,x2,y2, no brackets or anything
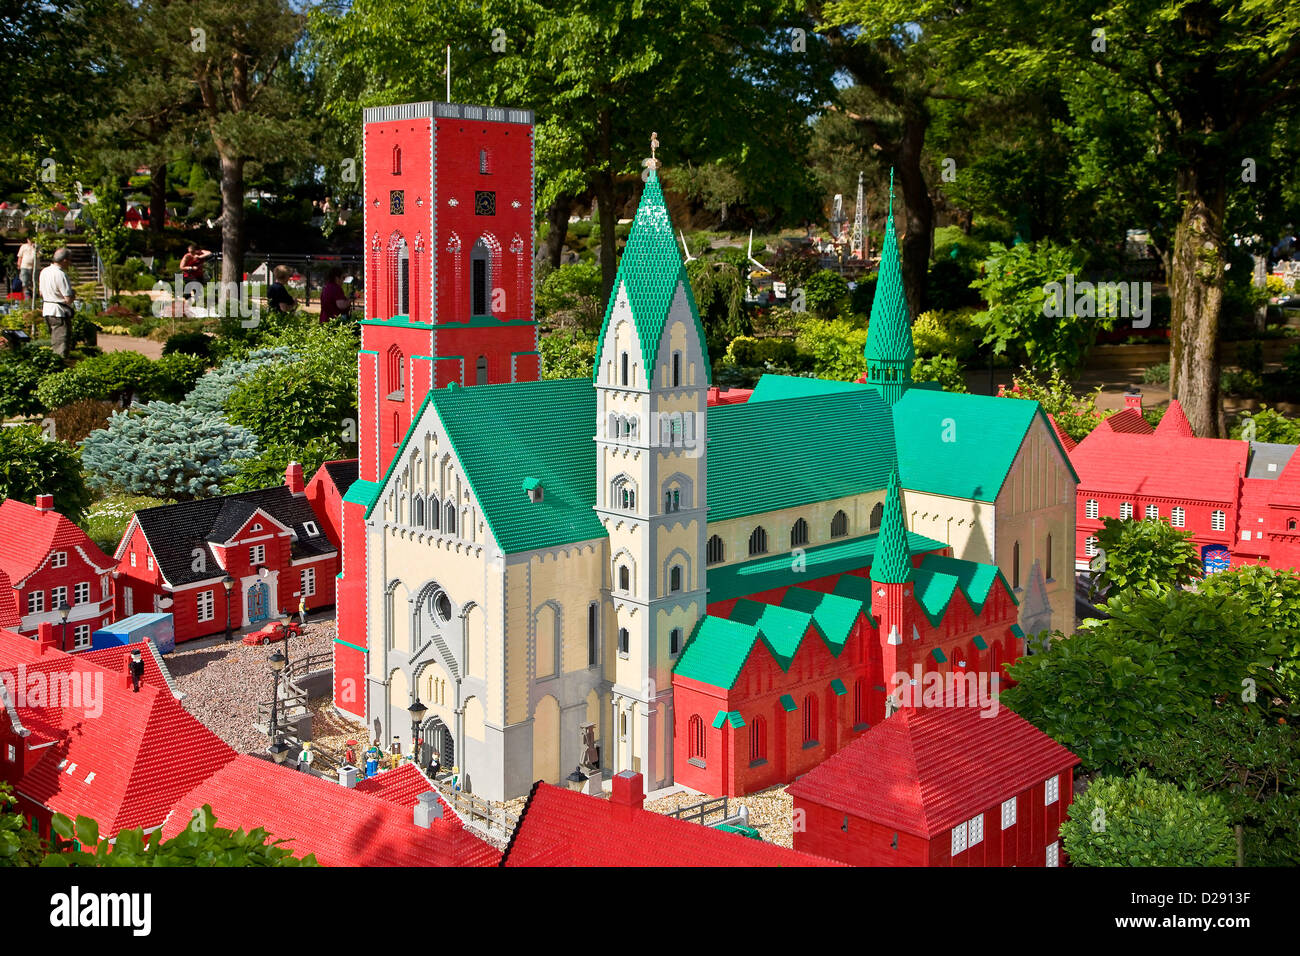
1168,168,1227,437
895,111,933,318
218,152,245,288
149,161,167,256
543,194,573,269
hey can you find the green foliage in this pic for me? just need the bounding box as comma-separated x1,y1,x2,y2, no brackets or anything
1128,708,1300,866
35,351,208,409
539,331,597,380
536,261,603,331
924,255,982,312
184,348,298,416
1199,564,1300,703
687,257,750,357
1141,362,1169,385
0,782,43,867
1060,770,1235,867
794,317,867,381
226,437,347,494
83,178,130,293
0,346,64,417
163,331,214,360
1093,517,1202,597
82,494,174,553
749,306,804,338
0,425,91,522
998,368,1104,442
802,269,849,319
81,402,258,500
970,241,1111,376
43,806,317,867
1231,405,1300,444
1002,588,1288,772
911,309,980,360
726,336,805,369
912,355,968,393
766,243,823,289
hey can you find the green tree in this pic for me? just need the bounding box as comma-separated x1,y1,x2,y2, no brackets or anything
42,806,316,867
1060,770,1235,867
0,347,65,418
539,331,597,380
226,437,347,494
1199,564,1300,702
687,257,750,358
0,783,44,867
0,425,92,523
81,403,258,500
803,269,850,319
998,369,1106,443
794,317,867,381
1231,405,1300,444
912,355,967,393
1093,517,1202,598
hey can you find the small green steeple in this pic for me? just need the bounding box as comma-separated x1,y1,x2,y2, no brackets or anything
863,169,914,406
872,467,913,584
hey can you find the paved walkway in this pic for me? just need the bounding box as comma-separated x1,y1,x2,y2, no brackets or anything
97,332,164,358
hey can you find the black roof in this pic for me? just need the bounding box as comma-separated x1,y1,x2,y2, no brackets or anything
322,459,360,497
133,485,336,587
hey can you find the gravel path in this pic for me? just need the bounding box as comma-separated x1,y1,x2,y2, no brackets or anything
643,784,796,847
96,332,164,358
169,617,365,755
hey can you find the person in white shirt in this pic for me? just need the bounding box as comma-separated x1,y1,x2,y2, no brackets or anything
16,237,36,302
39,247,75,356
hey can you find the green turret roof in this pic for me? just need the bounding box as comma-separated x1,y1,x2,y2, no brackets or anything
592,168,710,387
863,171,914,369
871,467,913,584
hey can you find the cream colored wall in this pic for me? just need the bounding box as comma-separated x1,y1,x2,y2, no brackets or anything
902,491,994,563
702,490,888,569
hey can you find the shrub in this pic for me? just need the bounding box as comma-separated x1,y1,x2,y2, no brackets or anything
848,275,876,316
998,368,1104,442
224,335,357,450
726,336,803,368
794,317,867,381
149,352,209,402
749,306,803,338
912,355,969,393
226,437,347,494
184,347,299,416
924,255,981,311
48,399,117,445
0,425,91,522
0,346,64,417
801,269,849,318
1060,771,1235,867
539,331,597,380
36,351,154,408
536,260,603,331
1093,516,1201,597
1141,362,1169,384
1230,405,1300,444
163,331,213,360
911,309,980,360
81,402,258,499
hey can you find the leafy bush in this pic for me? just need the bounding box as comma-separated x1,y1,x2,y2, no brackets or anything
911,309,980,360
163,331,214,359
536,260,603,331
82,402,258,499
34,350,207,409
1199,564,1300,703
1060,770,1235,867
749,306,803,338
998,368,1104,442
794,316,867,381
1141,362,1169,384
726,336,804,369
848,274,876,316
924,255,981,311
184,347,299,416
226,437,347,494
802,269,849,319
0,782,43,867
912,355,969,393
540,331,597,380
0,346,64,417
1093,516,1202,598
687,257,750,357
0,425,91,522
1230,405,1300,444
765,243,822,289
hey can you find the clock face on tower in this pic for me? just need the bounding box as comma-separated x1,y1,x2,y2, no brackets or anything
474,190,496,216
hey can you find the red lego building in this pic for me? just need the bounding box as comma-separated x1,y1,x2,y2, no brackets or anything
501,770,841,866
159,757,500,867
334,100,542,720
0,495,116,650
787,702,1079,866
672,471,1023,796
304,459,359,550
1070,393,1300,574
111,463,338,644
0,626,236,842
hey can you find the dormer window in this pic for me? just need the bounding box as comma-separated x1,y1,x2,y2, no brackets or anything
303,521,320,537
523,477,544,502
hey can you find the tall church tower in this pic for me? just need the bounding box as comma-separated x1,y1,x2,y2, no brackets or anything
871,468,915,715
593,165,711,790
863,171,914,407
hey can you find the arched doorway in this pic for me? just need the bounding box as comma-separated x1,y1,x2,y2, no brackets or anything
420,715,454,771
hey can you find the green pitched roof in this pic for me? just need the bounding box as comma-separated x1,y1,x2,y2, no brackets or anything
918,553,1012,613
779,587,860,651
872,469,913,584
910,568,960,626
708,387,897,521
674,617,763,690
728,600,814,669
747,374,864,404
863,173,914,372
779,693,798,712
830,678,847,696
343,479,380,508
712,710,746,729
705,528,946,604
593,169,710,387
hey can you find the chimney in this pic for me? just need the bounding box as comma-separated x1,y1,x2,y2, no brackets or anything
36,622,57,655
707,386,720,405
284,461,305,495
1124,388,1143,412
338,765,358,788
34,494,53,512
610,770,644,812
413,791,443,828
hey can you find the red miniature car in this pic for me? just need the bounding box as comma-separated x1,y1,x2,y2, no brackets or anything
242,621,303,646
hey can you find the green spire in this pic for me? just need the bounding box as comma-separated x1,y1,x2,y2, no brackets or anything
863,169,914,406
872,467,913,584
592,167,711,387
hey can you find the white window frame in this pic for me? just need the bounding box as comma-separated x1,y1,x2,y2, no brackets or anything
303,520,320,537
1171,507,1185,528
72,624,92,650
250,544,266,566
951,822,968,856
968,813,984,846
27,590,44,614
1212,509,1225,531
197,589,215,623
1145,504,1158,520
1085,536,1098,557
1045,774,1060,806
1001,796,1017,829
51,585,67,608
52,551,67,568
1085,499,1098,520
1046,841,1060,867
301,567,316,597
1119,502,1133,520
130,552,137,567
74,581,90,605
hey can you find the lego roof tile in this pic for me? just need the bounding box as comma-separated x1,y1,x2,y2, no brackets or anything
1071,430,1249,500
343,479,380,508
917,553,1007,614
1155,399,1194,437
320,459,361,497
501,782,841,867
864,189,914,368
1101,407,1154,434
872,469,912,584
779,588,860,649
786,704,1080,838
728,600,813,668
0,498,116,585
673,616,763,690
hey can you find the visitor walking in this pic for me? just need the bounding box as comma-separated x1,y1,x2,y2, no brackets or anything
38,248,75,357
267,265,297,313
16,237,36,303
318,266,351,323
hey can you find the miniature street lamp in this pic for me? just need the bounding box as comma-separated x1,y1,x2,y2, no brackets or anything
280,609,293,670
269,740,291,764
58,601,71,652
408,698,427,764
565,766,588,792
268,649,286,743
221,575,234,641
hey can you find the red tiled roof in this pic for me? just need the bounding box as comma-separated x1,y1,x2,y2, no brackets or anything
1045,414,1076,453
502,782,843,867
159,755,500,867
0,629,236,833
354,763,439,807
0,570,19,630
1070,429,1248,501
786,704,1079,839
0,499,115,586
1155,399,1194,438
78,643,175,695
1100,407,1154,435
